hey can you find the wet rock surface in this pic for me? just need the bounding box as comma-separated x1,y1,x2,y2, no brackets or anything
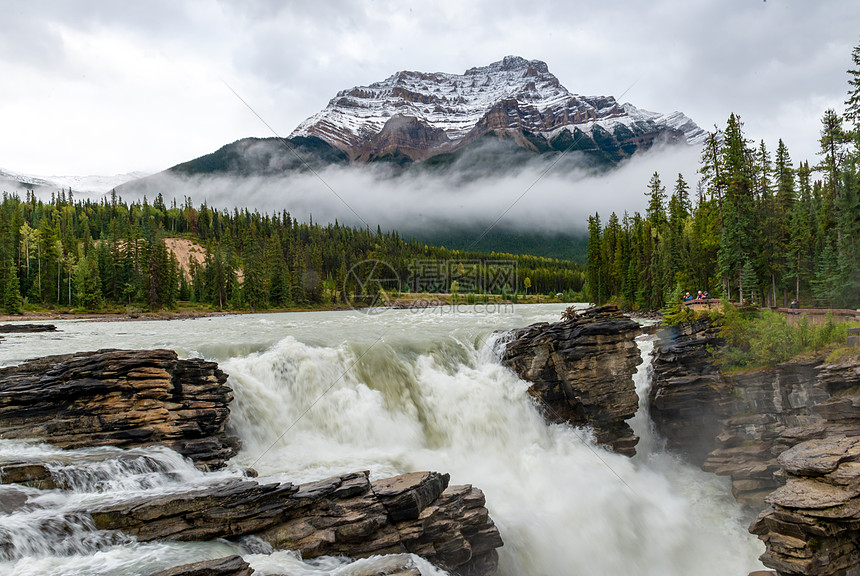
96,471,502,576
0,349,239,470
650,319,860,575
501,304,642,455
148,555,253,576
0,324,57,333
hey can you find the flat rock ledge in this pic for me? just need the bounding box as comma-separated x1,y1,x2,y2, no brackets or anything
500,304,642,456
0,349,239,470
751,432,860,576
149,554,425,576
92,470,502,576
149,556,254,576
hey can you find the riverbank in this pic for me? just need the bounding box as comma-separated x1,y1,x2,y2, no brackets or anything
0,293,576,323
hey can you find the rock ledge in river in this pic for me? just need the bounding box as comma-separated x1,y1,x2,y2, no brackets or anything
0,349,239,469
500,304,642,455
94,470,502,576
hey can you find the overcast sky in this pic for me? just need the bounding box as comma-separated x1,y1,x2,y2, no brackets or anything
1,0,858,178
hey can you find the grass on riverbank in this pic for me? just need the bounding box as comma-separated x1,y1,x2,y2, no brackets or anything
716,304,858,369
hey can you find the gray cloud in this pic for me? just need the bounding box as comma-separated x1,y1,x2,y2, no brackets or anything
0,0,857,175
116,143,700,236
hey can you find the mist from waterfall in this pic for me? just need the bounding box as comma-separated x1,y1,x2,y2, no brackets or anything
0,305,764,575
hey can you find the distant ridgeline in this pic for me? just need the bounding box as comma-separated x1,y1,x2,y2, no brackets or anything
585,110,860,312
0,191,584,314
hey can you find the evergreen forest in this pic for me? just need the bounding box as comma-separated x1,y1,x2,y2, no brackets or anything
585,41,860,311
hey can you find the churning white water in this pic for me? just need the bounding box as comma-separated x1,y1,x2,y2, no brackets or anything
0,305,765,575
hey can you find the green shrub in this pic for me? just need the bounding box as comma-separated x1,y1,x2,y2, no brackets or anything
716,304,853,369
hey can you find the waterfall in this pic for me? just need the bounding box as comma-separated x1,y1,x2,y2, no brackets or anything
0,307,765,575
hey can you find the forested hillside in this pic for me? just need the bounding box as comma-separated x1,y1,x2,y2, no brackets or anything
585,42,860,311
0,190,584,314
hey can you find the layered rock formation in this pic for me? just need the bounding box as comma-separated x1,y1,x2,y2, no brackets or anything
0,349,238,470
94,471,502,576
749,363,860,576
649,319,860,575
0,348,503,575
501,304,642,455
149,556,253,576
648,321,860,508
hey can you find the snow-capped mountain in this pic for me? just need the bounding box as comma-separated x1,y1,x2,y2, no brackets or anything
290,55,706,163
0,167,147,195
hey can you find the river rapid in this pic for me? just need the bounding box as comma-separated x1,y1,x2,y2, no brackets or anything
0,304,765,575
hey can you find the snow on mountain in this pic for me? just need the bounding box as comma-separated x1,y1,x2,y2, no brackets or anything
0,168,148,195
291,55,706,159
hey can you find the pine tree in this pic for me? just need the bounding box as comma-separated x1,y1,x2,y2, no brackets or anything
699,128,726,202
3,260,22,314
845,39,860,131
787,162,815,302
817,109,848,200
586,213,604,304
717,113,755,301
645,172,667,230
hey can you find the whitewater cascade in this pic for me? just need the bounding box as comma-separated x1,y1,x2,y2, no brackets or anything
0,306,765,575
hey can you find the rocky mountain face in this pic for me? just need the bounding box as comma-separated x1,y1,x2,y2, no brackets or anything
291,56,705,165
500,305,643,456
649,320,860,576
149,56,704,181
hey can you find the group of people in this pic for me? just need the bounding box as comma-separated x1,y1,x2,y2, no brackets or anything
683,290,711,301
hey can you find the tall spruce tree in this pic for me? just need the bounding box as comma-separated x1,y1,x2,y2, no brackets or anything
586,213,604,304
717,113,755,301
845,39,860,131
3,260,22,314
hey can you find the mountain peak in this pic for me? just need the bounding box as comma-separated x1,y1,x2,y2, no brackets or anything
467,55,549,75
287,57,705,165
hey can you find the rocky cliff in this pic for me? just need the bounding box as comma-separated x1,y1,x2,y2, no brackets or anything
649,320,860,575
749,361,860,576
0,349,238,470
648,320,853,508
501,304,642,456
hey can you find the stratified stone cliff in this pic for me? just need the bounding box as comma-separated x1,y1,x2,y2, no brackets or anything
501,305,642,456
649,320,853,508
749,362,860,576
649,319,860,576
0,349,238,469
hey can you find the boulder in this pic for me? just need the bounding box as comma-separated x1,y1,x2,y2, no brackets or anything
500,305,642,455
